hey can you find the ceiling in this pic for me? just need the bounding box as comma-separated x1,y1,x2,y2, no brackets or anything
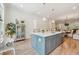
4,3,79,22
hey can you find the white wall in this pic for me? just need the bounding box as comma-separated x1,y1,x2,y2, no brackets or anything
4,5,50,39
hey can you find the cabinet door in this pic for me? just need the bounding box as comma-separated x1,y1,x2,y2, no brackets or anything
45,36,56,54
32,35,37,49
55,34,63,46
45,37,50,54
36,36,45,54
49,35,56,51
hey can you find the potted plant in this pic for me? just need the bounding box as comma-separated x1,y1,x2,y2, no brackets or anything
5,23,16,43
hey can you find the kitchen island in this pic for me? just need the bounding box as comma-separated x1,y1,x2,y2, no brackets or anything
32,32,63,55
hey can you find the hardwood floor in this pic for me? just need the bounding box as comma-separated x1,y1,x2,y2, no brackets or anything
3,37,79,55
50,37,79,55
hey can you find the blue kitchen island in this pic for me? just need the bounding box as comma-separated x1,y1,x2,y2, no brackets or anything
32,32,63,55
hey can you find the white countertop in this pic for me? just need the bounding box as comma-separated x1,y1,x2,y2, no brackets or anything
32,32,62,37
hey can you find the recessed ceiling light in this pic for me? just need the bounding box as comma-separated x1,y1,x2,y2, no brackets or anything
72,6,77,10
20,4,23,8
52,20,55,23
42,17,47,21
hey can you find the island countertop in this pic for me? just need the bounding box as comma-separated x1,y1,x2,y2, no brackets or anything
32,31,62,37
32,31,63,55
